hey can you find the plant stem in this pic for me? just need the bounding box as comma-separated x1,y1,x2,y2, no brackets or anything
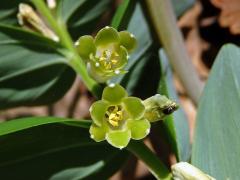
31,0,100,97
145,0,204,105
127,141,172,180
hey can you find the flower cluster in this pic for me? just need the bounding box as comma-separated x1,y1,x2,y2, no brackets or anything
89,84,150,149
75,26,136,83
75,27,178,149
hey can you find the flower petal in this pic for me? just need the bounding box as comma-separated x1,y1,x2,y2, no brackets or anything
87,62,110,83
115,45,128,68
123,97,145,120
76,35,96,60
90,100,109,126
89,123,107,142
119,31,137,53
95,26,120,47
106,129,131,149
127,118,150,140
102,84,127,104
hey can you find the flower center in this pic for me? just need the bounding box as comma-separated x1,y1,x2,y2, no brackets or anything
105,105,123,127
99,50,119,70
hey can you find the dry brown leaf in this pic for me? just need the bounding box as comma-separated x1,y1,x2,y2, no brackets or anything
211,0,240,34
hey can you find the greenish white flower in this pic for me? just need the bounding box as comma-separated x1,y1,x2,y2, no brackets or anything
75,26,137,82
89,84,150,149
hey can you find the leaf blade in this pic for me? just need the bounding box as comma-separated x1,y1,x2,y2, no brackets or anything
0,24,76,109
192,44,240,179
0,117,128,180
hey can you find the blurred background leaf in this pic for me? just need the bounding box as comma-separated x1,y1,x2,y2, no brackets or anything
56,0,112,39
0,117,128,180
0,25,76,110
111,1,191,162
171,0,195,17
158,49,190,162
0,0,28,25
192,44,240,179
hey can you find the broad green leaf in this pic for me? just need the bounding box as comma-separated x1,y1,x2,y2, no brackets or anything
192,44,240,179
0,117,128,179
0,24,76,110
50,161,104,180
56,0,111,39
50,154,127,180
158,49,190,161
0,0,28,25
111,0,136,30
0,116,90,136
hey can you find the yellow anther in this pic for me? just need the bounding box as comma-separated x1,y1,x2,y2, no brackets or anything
109,113,116,120
116,111,123,117
98,50,119,70
106,105,124,127
109,120,119,127
99,57,106,62
111,59,118,64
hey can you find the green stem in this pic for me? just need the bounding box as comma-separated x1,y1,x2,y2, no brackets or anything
145,0,203,106
127,141,172,180
31,0,100,97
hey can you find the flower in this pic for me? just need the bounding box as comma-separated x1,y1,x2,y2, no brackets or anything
75,26,137,83
89,84,150,149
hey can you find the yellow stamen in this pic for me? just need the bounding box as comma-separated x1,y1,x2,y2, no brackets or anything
105,105,123,127
109,120,119,127
98,50,119,70
111,59,118,64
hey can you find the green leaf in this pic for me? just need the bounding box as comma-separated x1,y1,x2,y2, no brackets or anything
50,161,104,180
111,0,136,30
0,116,90,136
57,0,111,39
110,3,153,85
0,0,28,25
192,44,240,179
158,49,190,162
0,24,76,110
171,0,195,17
0,117,128,179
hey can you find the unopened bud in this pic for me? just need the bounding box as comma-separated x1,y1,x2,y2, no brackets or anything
171,162,216,180
143,94,178,122
17,3,59,41
47,0,56,9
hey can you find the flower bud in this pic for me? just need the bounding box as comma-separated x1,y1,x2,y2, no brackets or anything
17,3,59,41
171,162,216,180
143,94,178,122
